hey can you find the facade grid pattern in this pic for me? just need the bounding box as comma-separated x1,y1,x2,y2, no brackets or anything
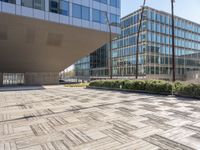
75,7,200,80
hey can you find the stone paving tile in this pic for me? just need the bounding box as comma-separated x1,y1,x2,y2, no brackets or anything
0,86,200,149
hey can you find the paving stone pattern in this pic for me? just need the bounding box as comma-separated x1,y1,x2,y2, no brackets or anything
0,86,200,150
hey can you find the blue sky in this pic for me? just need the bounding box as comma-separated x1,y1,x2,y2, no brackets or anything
121,0,200,24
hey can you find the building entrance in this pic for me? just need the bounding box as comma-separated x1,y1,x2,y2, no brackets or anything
3,73,25,86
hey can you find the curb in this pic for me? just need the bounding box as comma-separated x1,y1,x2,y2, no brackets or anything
86,86,200,100
86,86,171,96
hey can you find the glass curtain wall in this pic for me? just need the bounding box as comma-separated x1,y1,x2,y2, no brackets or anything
112,7,200,79
75,44,109,78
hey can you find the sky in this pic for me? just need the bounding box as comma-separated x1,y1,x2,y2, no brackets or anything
121,0,200,24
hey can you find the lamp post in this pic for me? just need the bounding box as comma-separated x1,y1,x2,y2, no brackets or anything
171,0,176,82
136,0,147,79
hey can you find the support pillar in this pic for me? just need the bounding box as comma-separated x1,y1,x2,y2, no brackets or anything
0,73,3,86
25,72,59,85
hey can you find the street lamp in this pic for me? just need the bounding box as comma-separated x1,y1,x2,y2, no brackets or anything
171,0,176,82
136,0,147,79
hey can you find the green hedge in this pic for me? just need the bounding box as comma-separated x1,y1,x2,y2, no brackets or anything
89,80,173,94
89,80,200,98
64,83,89,88
174,82,200,98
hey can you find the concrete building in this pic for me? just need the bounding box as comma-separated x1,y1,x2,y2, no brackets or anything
0,0,121,85
74,7,200,81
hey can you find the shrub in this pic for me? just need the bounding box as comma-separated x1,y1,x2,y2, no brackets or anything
175,83,200,98
64,83,89,87
90,80,172,94
123,80,146,91
89,79,200,98
145,80,173,94
89,80,104,87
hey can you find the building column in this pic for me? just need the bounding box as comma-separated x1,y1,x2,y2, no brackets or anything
25,72,59,86
0,73,3,86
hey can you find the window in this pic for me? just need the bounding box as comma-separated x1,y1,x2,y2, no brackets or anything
21,0,33,8
82,6,90,20
94,0,107,4
72,4,81,18
60,0,69,16
101,11,106,24
156,13,160,22
92,9,106,24
0,0,16,4
21,0,45,10
72,4,90,20
34,0,45,10
92,9,100,23
150,11,156,20
49,0,69,16
110,0,120,8
110,13,120,24
49,0,59,13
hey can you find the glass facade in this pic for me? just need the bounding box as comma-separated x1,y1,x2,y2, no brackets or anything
75,56,91,77
75,44,109,78
112,7,200,79
75,7,200,80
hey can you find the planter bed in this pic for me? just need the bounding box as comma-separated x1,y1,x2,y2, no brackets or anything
88,80,200,100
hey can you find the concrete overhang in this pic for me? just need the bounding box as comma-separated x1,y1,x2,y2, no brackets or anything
0,12,117,73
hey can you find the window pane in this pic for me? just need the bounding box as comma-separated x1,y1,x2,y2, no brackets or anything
60,0,69,16
110,14,116,23
72,4,81,18
101,11,106,24
82,6,90,20
94,0,107,4
49,0,59,13
34,0,45,10
110,0,120,8
21,0,33,8
93,9,100,23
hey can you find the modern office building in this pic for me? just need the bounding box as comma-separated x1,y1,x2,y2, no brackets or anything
0,0,120,85
75,6,200,81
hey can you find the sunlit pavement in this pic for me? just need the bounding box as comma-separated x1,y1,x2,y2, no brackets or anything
0,86,200,150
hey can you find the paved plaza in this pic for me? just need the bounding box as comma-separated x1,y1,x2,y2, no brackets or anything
0,86,200,150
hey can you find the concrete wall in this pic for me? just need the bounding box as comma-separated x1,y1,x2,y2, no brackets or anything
25,72,59,85
0,73,3,86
